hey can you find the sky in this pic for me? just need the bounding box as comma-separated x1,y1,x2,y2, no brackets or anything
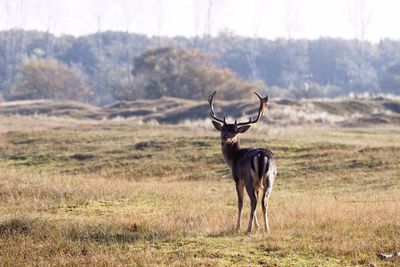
0,0,399,42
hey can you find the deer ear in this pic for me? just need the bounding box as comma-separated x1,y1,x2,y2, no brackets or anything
237,125,251,133
212,120,223,131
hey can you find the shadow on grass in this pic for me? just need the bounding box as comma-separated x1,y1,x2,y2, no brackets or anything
207,228,239,238
0,217,166,245
66,222,167,244
0,218,32,237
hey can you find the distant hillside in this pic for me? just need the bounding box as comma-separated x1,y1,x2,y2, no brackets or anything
0,100,105,119
1,97,400,127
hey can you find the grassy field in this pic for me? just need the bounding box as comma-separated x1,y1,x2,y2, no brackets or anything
0,115,399,266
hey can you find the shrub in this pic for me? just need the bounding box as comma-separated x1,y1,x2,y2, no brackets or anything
12,59,92,101
113,47,262,101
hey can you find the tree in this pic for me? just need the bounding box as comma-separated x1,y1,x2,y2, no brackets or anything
345,0,376,93
246,0,268,81
117,0,149,84
379,63,400,94
113,47,259,100
194,0,228,51
33,0,65,58
0,29,397,100
12,59,92,101
153,0,165,47
279,0,304,39
0,30,27,98
308,38,350,87
193,0,202,46
346,0,372,42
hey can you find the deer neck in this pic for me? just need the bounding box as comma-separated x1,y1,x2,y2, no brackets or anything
221,137,240,169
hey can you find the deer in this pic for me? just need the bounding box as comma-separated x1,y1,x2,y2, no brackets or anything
208,91,276,233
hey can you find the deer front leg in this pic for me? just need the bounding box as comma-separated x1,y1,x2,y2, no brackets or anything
235,180,244,231
245,182,258,233
261,188,270,233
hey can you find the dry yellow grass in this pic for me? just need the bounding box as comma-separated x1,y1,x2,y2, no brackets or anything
0,115,399,266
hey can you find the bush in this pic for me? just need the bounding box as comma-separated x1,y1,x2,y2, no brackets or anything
113,47,261,101
12,59,92,101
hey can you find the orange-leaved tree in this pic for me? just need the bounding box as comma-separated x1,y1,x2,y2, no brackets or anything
114,47,262,100
12,59,92,101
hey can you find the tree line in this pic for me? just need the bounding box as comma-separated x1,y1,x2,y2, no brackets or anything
1,29,400,104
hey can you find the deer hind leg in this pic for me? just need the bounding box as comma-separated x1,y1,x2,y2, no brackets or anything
245,180,258,233
253,189,260,230
250,156,263,231
262,180,273,233
235,180,244,231
261,189,269,233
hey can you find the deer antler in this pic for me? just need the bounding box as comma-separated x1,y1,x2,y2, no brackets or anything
235,92,269,126
208,91,226,124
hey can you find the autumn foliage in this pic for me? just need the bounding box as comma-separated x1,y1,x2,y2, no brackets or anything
12,59,92,101
114,47,261,101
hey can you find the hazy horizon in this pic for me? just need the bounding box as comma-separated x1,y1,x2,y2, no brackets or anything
0,0,399,42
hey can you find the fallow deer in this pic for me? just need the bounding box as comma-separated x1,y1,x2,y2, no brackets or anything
209,91,276,233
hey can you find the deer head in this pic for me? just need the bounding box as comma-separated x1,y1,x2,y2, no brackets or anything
208,91,269,145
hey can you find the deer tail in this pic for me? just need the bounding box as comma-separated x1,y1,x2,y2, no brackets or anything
251,152,269,179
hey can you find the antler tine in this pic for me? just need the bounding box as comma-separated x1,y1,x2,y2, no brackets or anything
208,91,226,124
235,91,269,126
253,91,269,102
